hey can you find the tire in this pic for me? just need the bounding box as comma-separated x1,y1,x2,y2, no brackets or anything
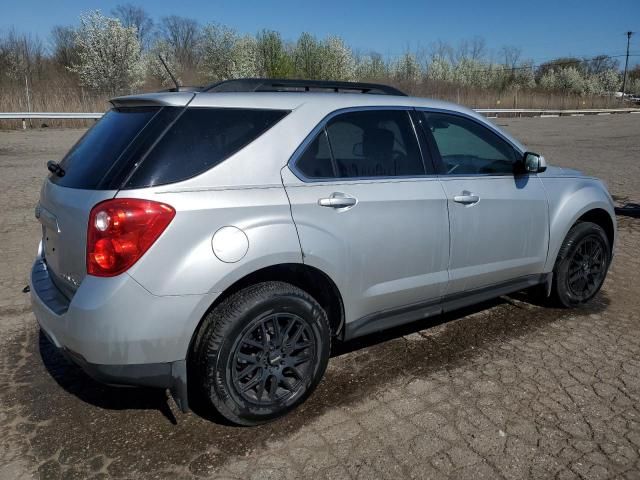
193,281,331,426
551,221,611,308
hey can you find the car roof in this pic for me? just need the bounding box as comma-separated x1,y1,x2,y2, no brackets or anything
109,90,526,153
111,90,481,120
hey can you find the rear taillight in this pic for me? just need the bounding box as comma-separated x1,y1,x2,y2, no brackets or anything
87,199,175,277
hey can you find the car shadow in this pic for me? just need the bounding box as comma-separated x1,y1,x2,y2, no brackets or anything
330,288,607,357
38,288,610,427
615,202,640,219
38,331,179,424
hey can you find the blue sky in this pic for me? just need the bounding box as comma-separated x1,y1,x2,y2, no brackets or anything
2,0,639,66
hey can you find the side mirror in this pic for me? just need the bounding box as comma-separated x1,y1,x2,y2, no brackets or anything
523,152,547,173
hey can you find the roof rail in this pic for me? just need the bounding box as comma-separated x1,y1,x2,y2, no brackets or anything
156,86,204,93
203,78,407,96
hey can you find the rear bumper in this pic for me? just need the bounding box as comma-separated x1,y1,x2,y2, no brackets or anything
30,253,218,411
40,324,189,410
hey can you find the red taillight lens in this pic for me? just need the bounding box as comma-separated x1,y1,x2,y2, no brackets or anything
87,199,175,277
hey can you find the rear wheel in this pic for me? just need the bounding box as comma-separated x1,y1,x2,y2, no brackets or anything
552,222,611,307
193,281,330,426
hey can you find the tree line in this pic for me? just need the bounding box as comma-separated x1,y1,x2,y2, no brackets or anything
1,5,639,99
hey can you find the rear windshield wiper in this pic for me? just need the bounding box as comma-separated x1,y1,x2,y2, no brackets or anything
47,160,66,177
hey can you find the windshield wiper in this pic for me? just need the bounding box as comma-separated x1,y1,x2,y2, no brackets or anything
47,160,65,177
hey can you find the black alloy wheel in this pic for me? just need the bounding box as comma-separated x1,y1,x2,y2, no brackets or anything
565,234,607,301
230,312,317,406
193,281,330,426
552,221,611,307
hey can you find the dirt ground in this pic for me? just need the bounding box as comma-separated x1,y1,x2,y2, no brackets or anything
0,114,639,479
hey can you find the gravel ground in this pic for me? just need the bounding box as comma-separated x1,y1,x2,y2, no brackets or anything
0,114,639,479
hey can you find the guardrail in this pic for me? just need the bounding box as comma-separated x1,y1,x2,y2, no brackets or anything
475,108,640,117
0,112,103,129
1,108,639,129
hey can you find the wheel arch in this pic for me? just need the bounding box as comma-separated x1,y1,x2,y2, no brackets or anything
187,263,345,360
575,208,615,250
546,199,616,272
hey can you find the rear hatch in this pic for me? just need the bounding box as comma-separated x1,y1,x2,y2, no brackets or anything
38,103,185,298
37,92,290,298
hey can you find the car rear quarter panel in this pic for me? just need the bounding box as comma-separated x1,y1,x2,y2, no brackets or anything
540,176,616,272
119,186,302,297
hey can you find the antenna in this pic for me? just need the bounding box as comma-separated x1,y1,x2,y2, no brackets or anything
158,55,180,91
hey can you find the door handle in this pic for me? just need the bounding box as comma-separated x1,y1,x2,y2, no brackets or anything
318,193,357,208
453,193,480,205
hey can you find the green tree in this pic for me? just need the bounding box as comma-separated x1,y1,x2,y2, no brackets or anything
255,30,292,78
293,32,322,79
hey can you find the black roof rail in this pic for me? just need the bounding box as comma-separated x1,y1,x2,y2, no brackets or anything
203,78,407,96
156,85,204,93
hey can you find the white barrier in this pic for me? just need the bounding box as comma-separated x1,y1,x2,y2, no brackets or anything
0,112,103,129
474,108,640,116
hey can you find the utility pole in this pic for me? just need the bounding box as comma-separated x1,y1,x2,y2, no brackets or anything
621,31,633,98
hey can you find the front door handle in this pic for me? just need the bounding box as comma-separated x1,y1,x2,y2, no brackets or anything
318,193,357,208
453,193,480,205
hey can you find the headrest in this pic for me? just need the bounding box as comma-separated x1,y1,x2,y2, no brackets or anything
363,128,394,158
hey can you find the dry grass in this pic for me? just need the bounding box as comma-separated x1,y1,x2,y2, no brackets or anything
0,79,624,130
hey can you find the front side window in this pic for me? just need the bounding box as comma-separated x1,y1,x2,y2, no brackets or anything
294,109,426,180
422,112,519,175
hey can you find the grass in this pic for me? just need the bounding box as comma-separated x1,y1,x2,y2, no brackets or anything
0,80,624,129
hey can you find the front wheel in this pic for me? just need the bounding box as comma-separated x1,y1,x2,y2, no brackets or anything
193,281,331,426
552,221,611,307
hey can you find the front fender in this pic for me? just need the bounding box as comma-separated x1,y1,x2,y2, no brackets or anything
542,177,616,272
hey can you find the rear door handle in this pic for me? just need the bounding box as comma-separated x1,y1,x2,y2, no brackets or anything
318,193,357,208
453,193,480,205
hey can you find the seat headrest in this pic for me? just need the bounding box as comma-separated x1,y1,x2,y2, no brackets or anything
363,128,394,158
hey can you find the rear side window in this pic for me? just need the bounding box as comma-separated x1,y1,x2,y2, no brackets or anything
125,108,289,188
295,131,335,179
294,109,426,180
52,107,163,189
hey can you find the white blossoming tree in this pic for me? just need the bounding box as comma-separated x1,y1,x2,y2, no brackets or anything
426,56,454,83
200,23,239,81
231,36,259,78
599,69,621,94
69,11,144,94
146,39,181,87
392,52,421,82
539,70,558,91
354,53,388,80
512,62,536,89
320,36,355,80
555,67,584,94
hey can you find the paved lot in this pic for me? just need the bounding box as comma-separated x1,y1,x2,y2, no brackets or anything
0,114,639,479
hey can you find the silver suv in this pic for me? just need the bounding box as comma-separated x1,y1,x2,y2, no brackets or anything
31,79,616,425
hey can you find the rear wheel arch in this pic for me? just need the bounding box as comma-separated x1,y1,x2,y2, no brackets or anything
188,263,344,358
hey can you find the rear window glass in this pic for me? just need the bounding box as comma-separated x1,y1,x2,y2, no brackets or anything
52,107,162,189
124,108,289,188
